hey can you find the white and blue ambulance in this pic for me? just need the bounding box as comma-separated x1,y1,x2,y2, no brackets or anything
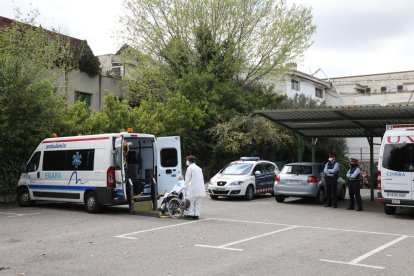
378,124,414,215
16,131,181,213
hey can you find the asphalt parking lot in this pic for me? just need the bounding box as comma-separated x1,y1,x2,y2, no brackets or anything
1,189,414,276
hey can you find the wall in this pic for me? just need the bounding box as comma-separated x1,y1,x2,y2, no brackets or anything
279,73,325,103
326,70,414,106
56,70,125,111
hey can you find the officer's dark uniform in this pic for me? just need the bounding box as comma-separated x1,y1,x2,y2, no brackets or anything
324,154,339,208
347,159,362,211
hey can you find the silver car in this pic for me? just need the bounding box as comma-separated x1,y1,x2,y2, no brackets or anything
273,162,346,204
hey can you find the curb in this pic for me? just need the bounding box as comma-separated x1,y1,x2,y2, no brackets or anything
0,194,15,204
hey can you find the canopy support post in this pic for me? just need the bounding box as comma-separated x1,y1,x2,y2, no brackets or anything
367,136,375,201
311,138,319,163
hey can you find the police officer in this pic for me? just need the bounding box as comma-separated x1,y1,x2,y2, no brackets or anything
324,152,339,208
346,158,362,211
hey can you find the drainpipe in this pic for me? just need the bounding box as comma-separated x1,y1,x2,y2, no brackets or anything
98,69,102,110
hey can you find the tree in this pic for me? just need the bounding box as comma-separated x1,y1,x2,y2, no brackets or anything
120,0,315,86
118,0,316,171
0,16,73,194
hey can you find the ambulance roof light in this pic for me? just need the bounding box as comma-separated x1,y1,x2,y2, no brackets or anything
51,133,58,138
127,128,134,133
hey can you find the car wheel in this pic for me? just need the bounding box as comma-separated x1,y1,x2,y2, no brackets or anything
17,187,33,207
338,185,346,200
244,185,254,201
210,195,219,200
85,192,101,213
384,205,396,215
275,195,285,203
315,188,325,204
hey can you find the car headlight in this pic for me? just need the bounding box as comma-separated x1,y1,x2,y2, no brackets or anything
229,181,243,186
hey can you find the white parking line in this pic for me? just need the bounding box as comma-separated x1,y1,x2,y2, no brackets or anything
0,211,41,218
115,217,414,240
114,216,413,269
195,226,298,251
114,218,208,239
320,235,409,270
209,218,414,238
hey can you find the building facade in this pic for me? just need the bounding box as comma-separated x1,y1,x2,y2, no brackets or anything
1,16,126,111
267,68,330,102
324,70,414,166
326,70,414,107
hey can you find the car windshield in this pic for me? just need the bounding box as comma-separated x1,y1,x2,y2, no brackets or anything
221,163,253,175
281,165,313,175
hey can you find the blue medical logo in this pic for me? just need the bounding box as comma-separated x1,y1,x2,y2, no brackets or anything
72,151,82,169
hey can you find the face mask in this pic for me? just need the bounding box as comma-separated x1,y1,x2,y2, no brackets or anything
328,158,333,162
186,160,190,166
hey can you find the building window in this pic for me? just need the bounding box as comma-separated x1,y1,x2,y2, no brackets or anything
111,62,124,79
291,79,300,91
397,85,404,91
75,91,92,107
315,88,323,98
380,86,388,92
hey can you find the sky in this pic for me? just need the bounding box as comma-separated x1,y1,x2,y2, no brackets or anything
1,0,414,78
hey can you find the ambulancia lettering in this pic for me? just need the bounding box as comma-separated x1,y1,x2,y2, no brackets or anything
45,143,67,149
387,136,414,144
386,172,406,177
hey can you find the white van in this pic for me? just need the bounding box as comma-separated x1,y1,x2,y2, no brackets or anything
16,132,181,213
378,124,414,215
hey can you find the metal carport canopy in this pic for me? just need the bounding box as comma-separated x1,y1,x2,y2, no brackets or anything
255,104,414,201
255,105,414,138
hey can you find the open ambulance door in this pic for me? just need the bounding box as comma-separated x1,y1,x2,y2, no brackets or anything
156,136,182,195
114,136,129,202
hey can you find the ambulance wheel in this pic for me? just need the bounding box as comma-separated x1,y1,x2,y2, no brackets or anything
384,205,396,215
85,192,101,213
17,187,33,207
244,185,254,201
275,195,285,203
210,195,219,200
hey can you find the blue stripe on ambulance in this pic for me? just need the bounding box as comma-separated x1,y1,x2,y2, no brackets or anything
28,184,96,191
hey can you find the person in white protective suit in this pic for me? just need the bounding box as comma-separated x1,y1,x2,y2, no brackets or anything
184,155,206,219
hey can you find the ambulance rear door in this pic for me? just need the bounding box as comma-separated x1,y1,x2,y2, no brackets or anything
114,136,128,200
156,136,182,194
381,129,414,203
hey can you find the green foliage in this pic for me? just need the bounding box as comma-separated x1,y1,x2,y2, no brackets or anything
134,92,207,155
118,0,316,171
59,100,95,136
59,94,139,136
73,40,101,76
0,19,73,194
211,115,292,154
